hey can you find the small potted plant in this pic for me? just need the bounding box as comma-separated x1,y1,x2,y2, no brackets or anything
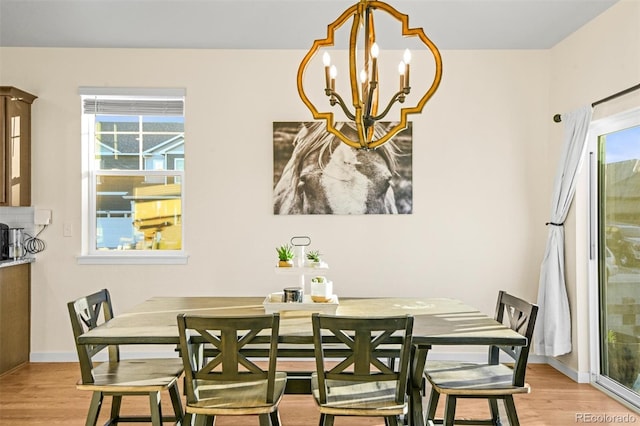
276,244,294,267
310,275,333,302
306,249,322,267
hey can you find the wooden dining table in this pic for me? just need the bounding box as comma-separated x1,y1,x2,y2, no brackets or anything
78,296,527,426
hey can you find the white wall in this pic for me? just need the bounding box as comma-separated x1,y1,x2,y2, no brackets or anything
548,0,640,378
2,1,636,368
0,0,640,371
0,0,622,376
0,46,551,360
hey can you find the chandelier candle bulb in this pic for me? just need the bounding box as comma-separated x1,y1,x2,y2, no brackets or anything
323,52,331,89
398,61,405,91
403,48,411,88
371,43,379,82
360,69,368,98
330,65,337,91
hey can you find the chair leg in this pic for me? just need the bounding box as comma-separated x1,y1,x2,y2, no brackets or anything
388,356,397,370
425,388,440,422
443,395,457,426
148,391,163,425
85,391,104,426
183,412,193,426
259,413,272,426
109,394,123,423
321,414,335,426
168,382,185,423
385,415,400,425
488,398,500,425
503,395,520,426
270,410,282,426
194,414,214,426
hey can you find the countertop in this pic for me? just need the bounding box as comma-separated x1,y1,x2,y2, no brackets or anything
0,257,34,268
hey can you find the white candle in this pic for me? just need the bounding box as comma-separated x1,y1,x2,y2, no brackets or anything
360,69,368,98
398,61,405,91
403,49,411,88
323,52,331,89
371,43,379,82
330,65,337,91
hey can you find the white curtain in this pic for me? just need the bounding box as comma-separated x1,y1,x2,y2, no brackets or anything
534,105,593,357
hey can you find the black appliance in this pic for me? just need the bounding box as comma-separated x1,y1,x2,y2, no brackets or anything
0,223,8,260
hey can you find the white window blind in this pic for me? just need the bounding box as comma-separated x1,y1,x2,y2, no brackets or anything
79,87,185,115
82,99,184,116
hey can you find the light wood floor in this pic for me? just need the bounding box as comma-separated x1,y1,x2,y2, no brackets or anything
0,362,637,425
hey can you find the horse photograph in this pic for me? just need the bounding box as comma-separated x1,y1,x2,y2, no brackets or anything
273,121,412,215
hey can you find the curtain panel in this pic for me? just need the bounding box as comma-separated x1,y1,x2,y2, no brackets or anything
534,105,593,357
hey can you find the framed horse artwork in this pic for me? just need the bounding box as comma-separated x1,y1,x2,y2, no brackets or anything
273,121,412,215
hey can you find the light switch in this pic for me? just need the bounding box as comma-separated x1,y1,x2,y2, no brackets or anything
63,222,73,237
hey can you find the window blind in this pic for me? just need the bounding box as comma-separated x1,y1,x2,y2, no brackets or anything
82,99,184,116
79,87,185,116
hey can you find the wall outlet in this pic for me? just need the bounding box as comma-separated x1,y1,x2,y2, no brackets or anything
34,209,52,225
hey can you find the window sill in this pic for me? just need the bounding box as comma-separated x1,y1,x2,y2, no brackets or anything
76,254,189,265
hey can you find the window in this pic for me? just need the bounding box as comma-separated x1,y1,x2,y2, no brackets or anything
80,88,186,264
589,106,640,408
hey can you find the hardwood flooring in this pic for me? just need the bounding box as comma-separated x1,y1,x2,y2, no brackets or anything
0,362,637,425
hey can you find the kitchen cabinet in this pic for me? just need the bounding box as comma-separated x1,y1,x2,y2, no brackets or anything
0,87,37,206
0,262,31,375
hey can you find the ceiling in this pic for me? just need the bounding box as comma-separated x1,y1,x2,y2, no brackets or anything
0,0,620,50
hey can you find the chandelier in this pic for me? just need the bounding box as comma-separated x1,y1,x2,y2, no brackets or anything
297,0,442,150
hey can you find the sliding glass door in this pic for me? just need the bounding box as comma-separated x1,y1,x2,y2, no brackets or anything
593,109,640,405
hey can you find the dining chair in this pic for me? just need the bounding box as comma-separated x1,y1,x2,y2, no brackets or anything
310,313,414,426
67,289,185,425
423,290,538,426
176,313,287,426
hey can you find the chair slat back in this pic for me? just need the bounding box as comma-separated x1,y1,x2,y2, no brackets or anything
177,314,281,404
67,289,119,384
490,290,538,387
311,314,414,405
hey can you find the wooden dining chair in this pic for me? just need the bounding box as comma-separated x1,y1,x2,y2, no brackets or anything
310,313,414,426
176,313,287,426
67,289,184,425
423,290,538,426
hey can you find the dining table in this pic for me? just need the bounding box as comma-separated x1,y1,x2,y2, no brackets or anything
78,296,527,426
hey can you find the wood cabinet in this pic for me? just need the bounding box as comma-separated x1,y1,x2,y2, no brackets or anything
0,87,37,206
0,263,31,375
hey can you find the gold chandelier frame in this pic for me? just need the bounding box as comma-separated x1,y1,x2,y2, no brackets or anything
297,0,443,150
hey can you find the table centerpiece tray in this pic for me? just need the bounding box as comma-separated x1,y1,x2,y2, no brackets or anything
263,292,339,314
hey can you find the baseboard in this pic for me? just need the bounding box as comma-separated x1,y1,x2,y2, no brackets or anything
32,350,491,363
30,349,549,364
30,350,180,363
30,352,78,362
31,349,585,385
426,350,548,364
545,355,591,383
